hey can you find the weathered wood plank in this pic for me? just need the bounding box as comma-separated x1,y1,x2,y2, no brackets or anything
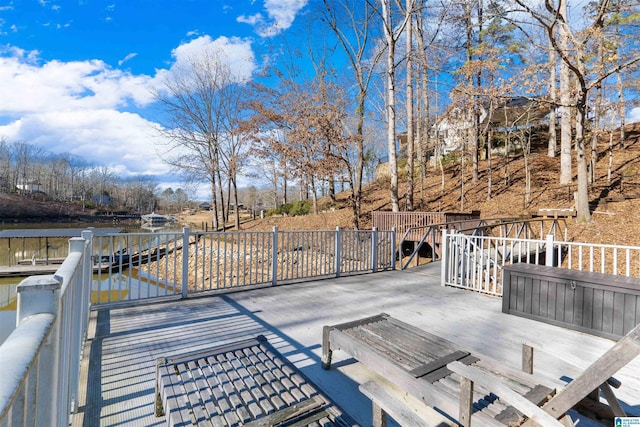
325,320,505,427
359,381,457,427
448,362,563,427
409,350,470,378
536,323,640,421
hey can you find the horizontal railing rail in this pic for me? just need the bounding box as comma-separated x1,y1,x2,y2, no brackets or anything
0,231,93,427
91,227,396,305
441,230,640,296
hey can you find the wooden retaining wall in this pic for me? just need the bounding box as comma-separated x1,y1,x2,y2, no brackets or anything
372,211,481,242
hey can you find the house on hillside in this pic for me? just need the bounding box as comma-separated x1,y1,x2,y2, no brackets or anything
432,97,551,155
16,181,44,194
374,98,550,180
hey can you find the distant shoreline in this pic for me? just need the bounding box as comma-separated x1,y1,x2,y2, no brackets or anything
0,214,141,225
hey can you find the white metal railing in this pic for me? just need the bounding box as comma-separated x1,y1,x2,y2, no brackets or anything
399,217,569,270
0,231,93,427
91,227,395,304
441,230,640,296
0,225,395,424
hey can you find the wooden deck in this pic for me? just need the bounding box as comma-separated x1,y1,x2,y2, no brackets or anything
72,263,640,426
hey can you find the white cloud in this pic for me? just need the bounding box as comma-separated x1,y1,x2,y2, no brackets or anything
0,35,259,192
237,13,263,26
628,107,640,124
0,48,156,115
158,35,256,84
238,0,307,37
0,109,171,178
118,52,137,66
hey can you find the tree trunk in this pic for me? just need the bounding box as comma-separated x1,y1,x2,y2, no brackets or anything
311,177,318,214
575,94,591,222
382,0,400,212
548,39,557,157
617,69,626,148
590,31,604,184
487,129,493,200
210,175,219,230
405,0,414,211
232,177,240,230
559,0,572,184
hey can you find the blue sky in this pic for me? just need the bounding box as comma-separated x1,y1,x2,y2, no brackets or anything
0,0,309,198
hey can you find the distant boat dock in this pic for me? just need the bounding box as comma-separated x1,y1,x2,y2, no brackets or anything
0,228,121,277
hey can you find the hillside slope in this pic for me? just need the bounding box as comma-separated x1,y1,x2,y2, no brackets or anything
220,123,640,246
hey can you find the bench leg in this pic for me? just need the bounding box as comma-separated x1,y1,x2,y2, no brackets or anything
459,376,474,427
372,401,387,427
154,357,166,417
321,326,333,370
522,344,534,375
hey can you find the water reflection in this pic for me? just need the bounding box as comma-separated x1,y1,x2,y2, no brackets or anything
0,221,184,345
0,270,171,345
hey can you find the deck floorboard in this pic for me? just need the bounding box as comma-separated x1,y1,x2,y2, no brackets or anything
72,263,640,426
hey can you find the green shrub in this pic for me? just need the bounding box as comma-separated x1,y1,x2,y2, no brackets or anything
266,201,311,217
279,203,293,215
289,200,311,216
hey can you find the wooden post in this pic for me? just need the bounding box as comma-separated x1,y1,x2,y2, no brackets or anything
522,344,534,374
459,376,474,427
321,326,332,370
372,401,387,427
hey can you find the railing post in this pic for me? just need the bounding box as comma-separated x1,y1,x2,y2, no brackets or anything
371,227,378,273
182,227,190,298
335,227,342,278
58,236,86,416
80,230,93,340
272,227,278,286
16,275,61,427
441,229,448,286
391,228,396,271
545,234,555,267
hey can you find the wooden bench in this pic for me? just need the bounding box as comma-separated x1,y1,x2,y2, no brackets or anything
502,264,640,339
155,335,356,426
322,313,640,426
321,313,557,427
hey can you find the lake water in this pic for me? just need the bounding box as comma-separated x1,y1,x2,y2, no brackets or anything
0,220,183,345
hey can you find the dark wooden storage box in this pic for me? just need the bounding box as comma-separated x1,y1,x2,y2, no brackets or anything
502,264,640,340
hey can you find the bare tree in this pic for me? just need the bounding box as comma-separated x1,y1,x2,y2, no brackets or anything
321,0,385,227
513,0,640,222
376,0,415,212
155,49,249,230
